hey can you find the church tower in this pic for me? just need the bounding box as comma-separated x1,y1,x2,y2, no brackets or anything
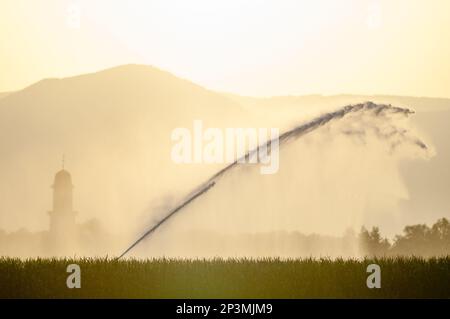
48,168,77,234
46,157,78,257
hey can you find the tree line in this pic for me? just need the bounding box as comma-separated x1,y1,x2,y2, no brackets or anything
359,218,450,257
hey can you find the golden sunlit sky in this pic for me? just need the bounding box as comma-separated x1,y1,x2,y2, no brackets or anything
1,0,450,97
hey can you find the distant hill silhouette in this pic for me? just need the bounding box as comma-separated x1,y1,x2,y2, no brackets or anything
0,65,251,234
0,64,449,239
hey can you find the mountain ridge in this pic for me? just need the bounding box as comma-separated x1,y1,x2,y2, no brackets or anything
3,64,450,107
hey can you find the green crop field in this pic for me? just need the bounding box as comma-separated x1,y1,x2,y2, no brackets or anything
0,257,449,299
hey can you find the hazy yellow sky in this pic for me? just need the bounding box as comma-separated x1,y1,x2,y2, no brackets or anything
1,0,449,97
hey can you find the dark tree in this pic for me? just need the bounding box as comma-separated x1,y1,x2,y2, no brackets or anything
391,218,450,256
359,226,390,257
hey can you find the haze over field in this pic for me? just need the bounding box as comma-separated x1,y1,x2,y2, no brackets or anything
0,64,449,258
1,1,449,258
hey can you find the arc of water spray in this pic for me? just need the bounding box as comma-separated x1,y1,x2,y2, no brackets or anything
118,102,424,258
118,181,216,259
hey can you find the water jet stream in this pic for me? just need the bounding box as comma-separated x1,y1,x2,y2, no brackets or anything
118,102,426,258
